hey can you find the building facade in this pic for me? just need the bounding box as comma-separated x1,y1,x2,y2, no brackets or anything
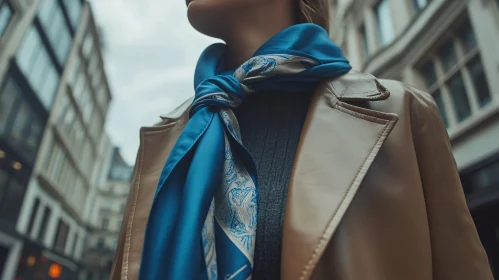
0,0,113,279
330,0,499,276
83,146,132,280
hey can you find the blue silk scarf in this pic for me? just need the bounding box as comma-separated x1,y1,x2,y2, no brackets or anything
140,23,351,280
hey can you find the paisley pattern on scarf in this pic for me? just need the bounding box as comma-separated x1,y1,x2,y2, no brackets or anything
202,201,218,280
139,23,351,280
236,54,318,81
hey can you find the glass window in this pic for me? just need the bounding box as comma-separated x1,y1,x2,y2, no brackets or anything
413,0,428,11
0,78,19,134
27,198,40,235
7,99,43,162
70,178,85,211
447,73,471,122
38,0,72,65
1,77,44,162
37,206,51,242
438,41,458,72
43,139,55,169
374,0,395,47
40,65,59,107
25,115,43,157
63,0,82,28
421,61,437,88
17,26,60,109
468,56,491,107
433,90,449,128
29,46,50,90
102,218,109,229
457,21,477,54
54,219,70,251
16,27,41,74
71,232,79,255
461,158,499,195
0,2,13,37
100,199,112,210
97,237,105,248
65,174,75,199
0,178,26,225
81,140,93,174
62,103,76,127
38,0,56,23
79,184,87,211
9,101,30,142
58,161,73,193
417,19,488,130
48,146,65,184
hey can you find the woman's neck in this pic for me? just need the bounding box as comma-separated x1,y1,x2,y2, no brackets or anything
222,4,295,69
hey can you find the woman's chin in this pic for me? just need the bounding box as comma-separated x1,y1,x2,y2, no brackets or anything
187,2,225,39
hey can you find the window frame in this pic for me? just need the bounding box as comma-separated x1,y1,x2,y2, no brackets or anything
416,17,493,131
26,198,40,235
37,205,52,242
62,0,82,30
374,0,395,48
358,23,370,60
0,74,46,164
37,0,73,66
102,217,109,229
16,25,61,110
53,219,70,252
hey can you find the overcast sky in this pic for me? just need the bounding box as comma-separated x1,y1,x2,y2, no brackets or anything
91,0,216,164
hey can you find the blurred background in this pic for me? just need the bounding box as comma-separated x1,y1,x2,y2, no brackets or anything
0,0,498,279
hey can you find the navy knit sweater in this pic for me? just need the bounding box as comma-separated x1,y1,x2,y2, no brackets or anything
233,91,312,279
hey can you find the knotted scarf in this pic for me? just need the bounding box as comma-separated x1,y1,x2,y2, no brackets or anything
140,23,351,280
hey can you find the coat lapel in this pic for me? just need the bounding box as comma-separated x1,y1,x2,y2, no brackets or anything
120,113,189,280
281,71,399,280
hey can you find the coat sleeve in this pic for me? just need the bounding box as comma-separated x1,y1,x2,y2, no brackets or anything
408,85,493,279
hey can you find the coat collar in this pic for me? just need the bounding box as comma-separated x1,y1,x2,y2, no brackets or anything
281,70,398,280
326,70,390,102
136,70,397,280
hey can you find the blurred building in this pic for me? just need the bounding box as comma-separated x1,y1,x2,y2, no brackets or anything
330,0,499,276
0,0,113,279
82,146,132,280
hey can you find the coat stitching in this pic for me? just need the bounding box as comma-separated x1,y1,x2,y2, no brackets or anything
299,111,397,280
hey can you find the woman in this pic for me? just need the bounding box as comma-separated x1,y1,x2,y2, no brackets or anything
110,0,492,279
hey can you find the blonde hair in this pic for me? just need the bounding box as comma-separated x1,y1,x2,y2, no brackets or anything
297,0,330,32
